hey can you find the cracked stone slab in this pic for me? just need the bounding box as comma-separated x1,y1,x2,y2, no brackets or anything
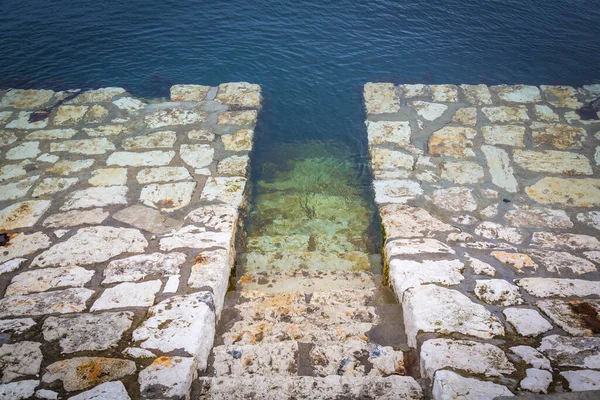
5,266,94,297
50,138,115,155
403,285,504,347
0,341,42,383
139,356,196,399
88,168,127,186
67,87,126,104
83,125,128,137
212,341,297,376
465,255,496,276
132,292,216,370
364,83,400,114
180,144,214,169
474,279,523,306
390,259,464,299
475,221,525,244
106,151,175,166
61,186,128,210
69,381,131,400
503,308,553,337
518,278,600,298
0,288,93,318
0,232,51,264
103,252,186,284
0,162,29,182
539,335,600,369
430,84,458,102
122,130,176,149
481,145,518,192
537,299,600,336
200,177,247,207
140,182,197,212
113,204,184,234
0,200,51,231
452,107,477,126
136,167,191,184
52,105,87,125
114,97,145,113
379,204,457,238
91,280,162,311
42,357,135,392
32,226,147,267
420,338,515,381
433,370,514,400
42,312,133,353
461,84,492,104
526,178,600,207
43,208,109,228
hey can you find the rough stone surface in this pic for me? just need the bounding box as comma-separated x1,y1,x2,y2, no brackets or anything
561,370,600,392
520,368,552,394
103,252,186,283
113,205,184,234
474,279,523,306
503,308,553,337
510,346,552,370
0,288,93,318
364,83,400,114
514,150,593,175
43,208,109,228
481,145,518,192
526,178,600,207
5,266,94,297
539,335,600,369
42,357,136,391
429,126,476,158
139,356,195,399
69,381,131,400
433,370,514,399
61,186,128,210
0,380,39,400
140,182,197,212
440,161,484,184
91,280,162,311
0,200,51,231
0,341,42,383
390,259,464,298
518,278,600,298
482,125,526,147
537,299,600,336
380,204,456,238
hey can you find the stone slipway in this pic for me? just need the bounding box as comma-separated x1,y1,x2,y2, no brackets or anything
0,83,261,399
365,82,600,398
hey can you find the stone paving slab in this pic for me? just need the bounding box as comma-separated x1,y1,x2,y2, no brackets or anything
0,83,261,399
365,82,600,398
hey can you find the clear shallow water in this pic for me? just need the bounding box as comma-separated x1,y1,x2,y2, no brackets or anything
2,0,599,275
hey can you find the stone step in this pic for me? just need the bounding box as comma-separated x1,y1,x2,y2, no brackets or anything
195,375,423,399
209,339,406,377
240,250,379,273
246,234,368,253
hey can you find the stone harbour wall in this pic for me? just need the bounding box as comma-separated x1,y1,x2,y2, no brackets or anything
365,82,600,397
0,83,261,399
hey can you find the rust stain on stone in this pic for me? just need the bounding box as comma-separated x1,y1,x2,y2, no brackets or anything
569,301,600,334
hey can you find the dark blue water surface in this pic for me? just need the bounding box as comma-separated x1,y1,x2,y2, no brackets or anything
2,0,599,145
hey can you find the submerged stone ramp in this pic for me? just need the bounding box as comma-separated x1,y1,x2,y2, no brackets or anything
365,82,600,397
0,83,261,399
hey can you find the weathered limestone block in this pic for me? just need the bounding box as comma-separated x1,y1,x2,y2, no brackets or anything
475,221,525,244
518,278,600,298
440,161,484,184
0,131,17,148
132,292,216,370
0,318,36,334
61,186,128,210
366,120,411,148
159,226,231,251
0,162,28,182
83,104,109,123
526,178,600,207
428,187,477,212
539,335,600,369
481,125,526,147
561,370,600,392
527,250,596,275
26,128,77,140
534,104,559,121
540,85,582,108
432,370,514,400
510,346,552,370
212,341,297,376
492,85,541,103
452,107,477,126
6,111,47,129
6,141,40,160
531,232,600,251
188,249,231,315
420,339,515,381
0,232,51,264
379,204,456,238
386,238,455,257
482,106,529,123
32,177,78,196
474,279,523,306
390,259,464,299
43,357,135,391
122,131,176,149
0,89,54,109
50,138,115,155
33,226,147,267
5,266,94,297
145,108,206,128
514,149,593,175
136,167,191,184
370,148,414,176
140,182,197,212
0,380,39,400
69,381,131,400
216,82,261,108
520,368,552,394
107,150,175,167
531,123,587,149
113,96,145,113
364,83,400,114
0,200,51,231
465,255,496,276
481,145,518,192
53,105,88,125
537,299,600,336
83,125,128,137
170,84,211,102
373,179,423,204
217,110,258,125
0,288,93,318
113,205,183,234
43,312,133,353
403,285,504,347
186,204,238,232
67,87,126,104
0,341,42,383
200,177,247,207
43,208,109,228
103,252,185,284
411,101,448,121
47,159,94,175
460,84,492,105
88,168,127,187
504,308,552,337
221,128,253,151
428,126,476,157
505,206,572,229
139,356,196,399
217,155,250,176
188,129,215,141
400,84,428,98
430,84,459,102
0,175,40,202
91,280,162,311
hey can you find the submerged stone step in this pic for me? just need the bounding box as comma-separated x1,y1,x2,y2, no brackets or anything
240,251,379,273
210,339,405,377
246,234,368,253
236,270,380,293
195,375,423,399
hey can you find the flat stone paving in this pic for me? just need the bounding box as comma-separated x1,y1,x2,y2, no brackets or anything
365,82,600,397
0,83,261,399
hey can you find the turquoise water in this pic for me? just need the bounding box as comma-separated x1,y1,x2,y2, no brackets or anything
2,1,599,275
